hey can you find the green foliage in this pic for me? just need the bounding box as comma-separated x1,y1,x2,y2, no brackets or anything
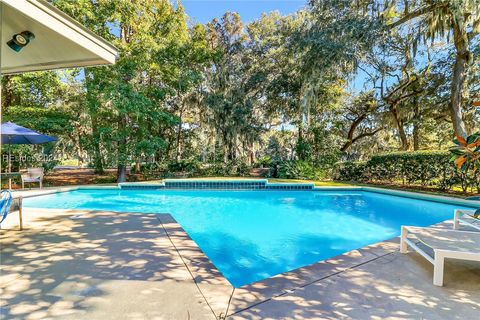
335,150,478,193
277,160,323,180
93,176,117,184
450,132,480,171
255,156,273,168
167,160,201,174
333,161,367,182
3,106,73,136
1,72,66,109
201,160,252,177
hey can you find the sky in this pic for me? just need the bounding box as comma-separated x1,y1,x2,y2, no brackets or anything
180,0,307,24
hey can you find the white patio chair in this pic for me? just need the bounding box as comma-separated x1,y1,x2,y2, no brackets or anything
454,209,480,231
21,168,44,189
400,226,480,286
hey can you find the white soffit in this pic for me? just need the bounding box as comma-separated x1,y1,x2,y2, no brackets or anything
0,0,117,74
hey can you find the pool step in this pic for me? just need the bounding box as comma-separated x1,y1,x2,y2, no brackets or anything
119,180,315,190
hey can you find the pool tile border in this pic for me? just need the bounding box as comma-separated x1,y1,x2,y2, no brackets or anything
119,179,317,191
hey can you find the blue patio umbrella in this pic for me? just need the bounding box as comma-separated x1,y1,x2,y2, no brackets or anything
1,121,57,173
1,122,57,145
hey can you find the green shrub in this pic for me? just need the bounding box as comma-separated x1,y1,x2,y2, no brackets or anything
334,150,475,192
167,159,200,173
42,160,60,173
94,176,117,184
200,160,251,177
255,156,273,168
140,162,166,174
277,160,322,180
334,161,368,182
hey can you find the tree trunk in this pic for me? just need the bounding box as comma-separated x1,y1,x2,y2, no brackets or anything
70,133,85,166
390,106,409,150
228,140,235,161
297,123,307,160
175,102,184,162
91,117,104,174
117,116,128,183
398,121,409,151
76,133,84,166
450,25,469,138
413,124,419,151
341,128,383,152
117,165,127,183
116,24,131,183
341,113,367,152
413,104,420,151
84,68,104,174
135,160,141,173
249,143,256,165
1,75,17,109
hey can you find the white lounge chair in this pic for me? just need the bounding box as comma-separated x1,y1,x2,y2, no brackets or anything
454,209,480,231
400,226,480,286
21,168,44,189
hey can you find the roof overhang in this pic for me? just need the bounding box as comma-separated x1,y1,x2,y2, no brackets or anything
0,0,118,74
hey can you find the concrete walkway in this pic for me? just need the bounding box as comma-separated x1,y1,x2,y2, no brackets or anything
1,207,479,320
1,209,215,320
229,252,480,320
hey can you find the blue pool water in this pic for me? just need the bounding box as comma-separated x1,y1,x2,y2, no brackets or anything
25,189,477,287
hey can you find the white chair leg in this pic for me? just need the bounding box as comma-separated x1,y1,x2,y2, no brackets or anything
400,226,408,253
40,180,42,189
433,252,445,286
453,210,461,230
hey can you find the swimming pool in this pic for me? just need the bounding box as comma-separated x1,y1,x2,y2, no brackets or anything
25,189,477,287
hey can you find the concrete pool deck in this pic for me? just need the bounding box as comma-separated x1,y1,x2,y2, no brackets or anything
1,204,479,319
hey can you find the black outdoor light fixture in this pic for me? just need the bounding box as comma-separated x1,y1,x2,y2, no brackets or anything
7,31,35,52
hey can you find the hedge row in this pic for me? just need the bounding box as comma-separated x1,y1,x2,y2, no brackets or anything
334,150,479,192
